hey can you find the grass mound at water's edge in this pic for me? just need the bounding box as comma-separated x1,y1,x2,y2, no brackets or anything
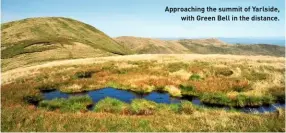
39,95,92,112
94,97,129,114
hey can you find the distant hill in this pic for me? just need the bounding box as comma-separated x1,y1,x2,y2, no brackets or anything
115,36,190,54
117,37,285,57
1,17,131,70
178,39,285,56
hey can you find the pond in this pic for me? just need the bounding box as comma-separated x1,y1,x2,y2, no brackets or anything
42,87,285,113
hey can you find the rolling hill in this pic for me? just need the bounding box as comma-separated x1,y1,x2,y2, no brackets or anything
178,39,285,56
116,37,285,57
115,36,191,54
1,17,131,71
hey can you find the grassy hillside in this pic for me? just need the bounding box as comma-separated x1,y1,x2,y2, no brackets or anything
115,36,191,54
1,17,131,71
116,37,285,57
179,39,285,57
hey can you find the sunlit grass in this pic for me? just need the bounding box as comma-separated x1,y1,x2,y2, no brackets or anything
94,97,129,114
39,95,92,112
1,55,285,131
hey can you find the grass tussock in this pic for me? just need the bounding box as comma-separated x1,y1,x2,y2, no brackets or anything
94,97,129,114
242,70,268,81
268,86,285,103
200,93,275,107
39,95,92,112
74,71,94,79
163,85,182,97
93,98,197,115
23,95,43,106
180,101,196,114
189,74,201,81
179,84,198,96
130,99,157,115
166,62,189,72
215,68,233,76
94,98,184,115
36,84,57,92
200,93,232,106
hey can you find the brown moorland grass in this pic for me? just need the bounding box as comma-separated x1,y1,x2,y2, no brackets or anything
1,54,285,131
1,82,285,132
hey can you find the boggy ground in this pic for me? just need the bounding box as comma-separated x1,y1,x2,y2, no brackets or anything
1,54,285,131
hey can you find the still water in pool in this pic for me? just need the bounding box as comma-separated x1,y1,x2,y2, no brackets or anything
42,87,285,113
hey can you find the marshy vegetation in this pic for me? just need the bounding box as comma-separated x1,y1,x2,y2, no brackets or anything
39,96,92,112
1,54,285,131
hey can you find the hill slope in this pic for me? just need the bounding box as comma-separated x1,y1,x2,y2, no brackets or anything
1,17,131,70
115,36,190,54
179,39,285,56
116,36,285,57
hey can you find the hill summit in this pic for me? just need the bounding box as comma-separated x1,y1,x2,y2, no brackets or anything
1,17,131,58
1,17,131,70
